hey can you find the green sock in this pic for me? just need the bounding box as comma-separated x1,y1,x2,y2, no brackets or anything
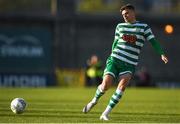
103,89,123,115
92,85,105,103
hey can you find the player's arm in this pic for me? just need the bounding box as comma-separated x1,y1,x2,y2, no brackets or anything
149,38,168,64
144,24,168,64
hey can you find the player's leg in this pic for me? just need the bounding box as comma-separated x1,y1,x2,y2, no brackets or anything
100,73,132,120
82,74,114,113
83,57,117,113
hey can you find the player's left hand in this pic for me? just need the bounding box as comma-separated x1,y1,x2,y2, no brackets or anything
161,54,168,64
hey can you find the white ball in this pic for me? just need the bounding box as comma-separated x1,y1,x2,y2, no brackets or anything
10,98,27,114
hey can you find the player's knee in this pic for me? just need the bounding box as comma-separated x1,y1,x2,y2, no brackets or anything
101,80,112,91
118,76,131,91
101,83,109,91
100,74,114,91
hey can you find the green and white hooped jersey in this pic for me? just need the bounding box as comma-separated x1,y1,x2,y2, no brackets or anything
111,21,155,66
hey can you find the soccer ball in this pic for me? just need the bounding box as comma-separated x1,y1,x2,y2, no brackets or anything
10,98,27,114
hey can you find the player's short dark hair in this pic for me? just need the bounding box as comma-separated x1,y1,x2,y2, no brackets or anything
120,4,135,12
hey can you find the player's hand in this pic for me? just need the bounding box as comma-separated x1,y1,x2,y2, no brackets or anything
161,54,168,64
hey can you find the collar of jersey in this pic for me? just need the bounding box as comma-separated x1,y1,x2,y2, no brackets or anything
126,21,139,25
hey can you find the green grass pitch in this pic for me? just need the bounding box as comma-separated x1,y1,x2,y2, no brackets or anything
0,87,180,123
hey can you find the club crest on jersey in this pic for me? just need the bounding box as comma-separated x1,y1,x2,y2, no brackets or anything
122,34,137,44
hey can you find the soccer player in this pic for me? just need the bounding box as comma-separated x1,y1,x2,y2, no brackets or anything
82,4,168,121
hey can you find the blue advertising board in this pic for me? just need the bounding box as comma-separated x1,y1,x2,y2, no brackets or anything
0,73,54,87
0,26,54,86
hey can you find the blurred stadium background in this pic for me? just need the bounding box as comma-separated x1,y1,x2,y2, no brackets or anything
0,0,179,88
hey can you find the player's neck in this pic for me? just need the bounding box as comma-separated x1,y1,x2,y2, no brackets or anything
126,19,137,24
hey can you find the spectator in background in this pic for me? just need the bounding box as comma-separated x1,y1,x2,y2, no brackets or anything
85,55,103,86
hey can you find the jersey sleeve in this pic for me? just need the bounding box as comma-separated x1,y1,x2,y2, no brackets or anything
144,24,155,41
144,24,165,55
149,38,165,55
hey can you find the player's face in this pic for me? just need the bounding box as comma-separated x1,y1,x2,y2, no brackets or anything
121,9,136,23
